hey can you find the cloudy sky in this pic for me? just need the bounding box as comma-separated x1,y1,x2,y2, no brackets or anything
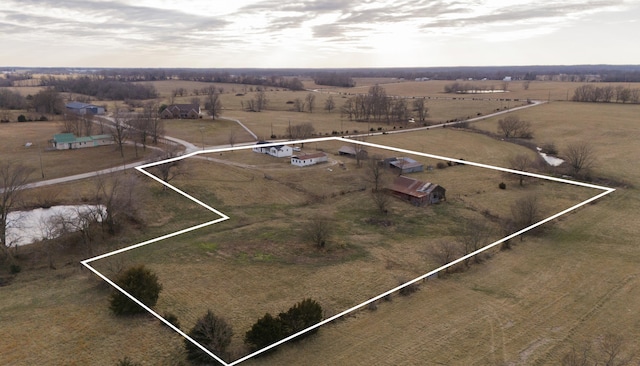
1,0,639,68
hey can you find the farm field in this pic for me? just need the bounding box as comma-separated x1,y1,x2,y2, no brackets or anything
0,80,639,365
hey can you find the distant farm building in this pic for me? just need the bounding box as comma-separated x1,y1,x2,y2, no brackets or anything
51,133,113,150
389,176,446,206
252,141,293,157
384,157,424,174
65,102,105,115
338,145,368,160
291,152,328,167
160,104,201,119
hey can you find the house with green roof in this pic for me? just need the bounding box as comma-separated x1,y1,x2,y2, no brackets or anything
51,133,114,150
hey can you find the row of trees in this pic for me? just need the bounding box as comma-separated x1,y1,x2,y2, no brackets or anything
0,87,71,115
313,72,355,87
443,82,508,93
40,76,158,101
572,84,640,103
340,85,429,123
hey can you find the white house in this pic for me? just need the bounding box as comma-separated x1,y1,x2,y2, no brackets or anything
291,152,328,167
252,141,293,157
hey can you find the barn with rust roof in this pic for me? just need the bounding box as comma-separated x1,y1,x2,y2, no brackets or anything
389,176,446,206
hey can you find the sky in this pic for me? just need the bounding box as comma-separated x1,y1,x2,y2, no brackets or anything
1,0,639,68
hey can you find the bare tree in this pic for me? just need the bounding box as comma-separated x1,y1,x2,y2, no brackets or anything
458,218,492,266
254,90,268,112
510,194,541,241
111,109,130,158
304,218,331,248
204,88,223,120
293,98,305,112
523,80,531,90
371,189,390,214
431,240,461,273
286,122,315,142
141,102,164,144
412,98,429,122
0,161,33,261
305,93,316,113
149,145,185,189
564,142,596,176
367,155,387,192
498,115,533,138
508,153,535,186
324,95,335,113
94,173,139,235
228,130,237,148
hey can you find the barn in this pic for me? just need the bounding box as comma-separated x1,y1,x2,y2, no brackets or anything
65,102,105,115
51,133,114,150
389,176,446,206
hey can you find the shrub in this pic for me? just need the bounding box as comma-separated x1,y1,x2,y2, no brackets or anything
244,298,323,353
185,310,233,365
162,311,180,330
541,142,558,155
278,298,323,340
116,356,142,366
499,182,507,190
244,313,285,352
9,264,21,274
398,280,419,296
17,114,27,122
109,265,162,316
436,162,447,169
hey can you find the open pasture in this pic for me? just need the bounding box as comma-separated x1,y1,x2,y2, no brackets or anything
84,136,599,364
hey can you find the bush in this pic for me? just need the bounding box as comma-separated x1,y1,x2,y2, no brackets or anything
109,265,162,316
436,162,447,169
185,310,233,365
9,264,21,274
17,114,27,122
244,298,323,353
116,356,142,366
541,142,558,155
499,182,507,190
398,280,419,296
162,311,180,330
244,313,285,352
278,298,323,340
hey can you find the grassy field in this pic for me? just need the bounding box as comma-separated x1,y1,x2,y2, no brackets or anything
1,80,639,365
0,121,153,183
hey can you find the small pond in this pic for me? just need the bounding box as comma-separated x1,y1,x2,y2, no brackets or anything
5,205,106,247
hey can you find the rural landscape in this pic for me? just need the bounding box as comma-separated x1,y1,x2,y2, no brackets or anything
1,65,639,365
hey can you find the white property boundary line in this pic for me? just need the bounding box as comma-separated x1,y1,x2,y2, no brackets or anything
81,136,615,365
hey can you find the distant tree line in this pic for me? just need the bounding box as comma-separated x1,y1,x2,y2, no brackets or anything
572,84,640,103
40,76,158,100
313,72,355,87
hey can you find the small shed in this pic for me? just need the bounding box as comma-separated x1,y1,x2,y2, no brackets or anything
338,145,368,160
389,176,446,206
252,141,293,157
384,157,424,174
291,152,328,167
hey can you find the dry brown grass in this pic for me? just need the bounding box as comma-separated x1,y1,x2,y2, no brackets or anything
2,80,640,366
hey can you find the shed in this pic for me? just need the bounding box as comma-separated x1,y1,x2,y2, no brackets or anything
384,157,424,174
338,145,368,160
65,102,105,115
389,176,446,206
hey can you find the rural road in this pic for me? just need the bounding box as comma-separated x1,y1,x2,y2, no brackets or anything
14,101,545,191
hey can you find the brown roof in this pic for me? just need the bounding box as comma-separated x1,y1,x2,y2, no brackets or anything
390,176,441,198
292,152,327,160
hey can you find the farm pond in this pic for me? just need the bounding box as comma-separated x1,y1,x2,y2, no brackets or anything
5,205,105,247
